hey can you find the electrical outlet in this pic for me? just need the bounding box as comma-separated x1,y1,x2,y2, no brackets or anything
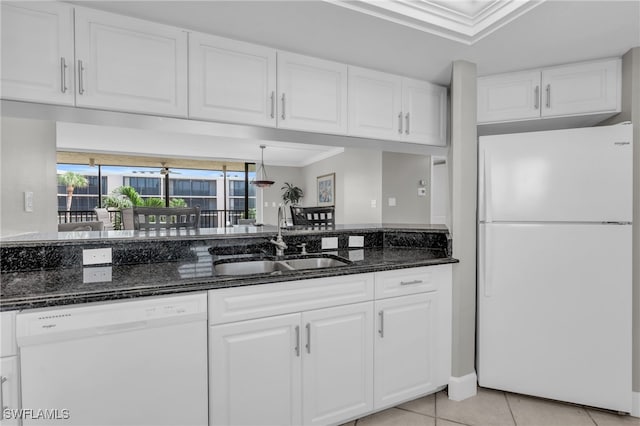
348,236,364,248
321,237,338,250
83,266,113,283
82,248,112,266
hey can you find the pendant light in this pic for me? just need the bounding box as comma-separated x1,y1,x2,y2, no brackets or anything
251,144,275,188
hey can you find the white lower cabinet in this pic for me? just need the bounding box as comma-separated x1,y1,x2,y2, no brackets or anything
1,311,20,426
208,266,452,426
209,302,373,426
374,265,453,410
210,314,302,426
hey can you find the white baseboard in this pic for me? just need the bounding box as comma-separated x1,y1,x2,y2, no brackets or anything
632,391,640,418
448,372,478,401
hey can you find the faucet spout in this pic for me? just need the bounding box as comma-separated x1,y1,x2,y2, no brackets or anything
270,205,288,256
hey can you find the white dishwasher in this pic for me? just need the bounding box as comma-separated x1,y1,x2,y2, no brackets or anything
16,293,208,426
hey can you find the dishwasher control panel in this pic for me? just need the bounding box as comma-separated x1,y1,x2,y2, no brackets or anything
15,293,207,345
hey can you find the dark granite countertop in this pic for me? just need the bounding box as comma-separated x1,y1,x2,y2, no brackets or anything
1,246,457,311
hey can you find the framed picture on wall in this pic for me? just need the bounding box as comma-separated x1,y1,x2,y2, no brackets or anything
317,173,335,207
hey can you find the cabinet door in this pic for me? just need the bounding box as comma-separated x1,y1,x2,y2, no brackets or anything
302,302,373,426
0,356,20,426
74,8,188,117
1,2,74,105
541,59,620,118
477,70,541,123
209,314,302,426
348,66,403,140
277,52,348,134
403,78,448,146
374,293,438,409
189,33,276,126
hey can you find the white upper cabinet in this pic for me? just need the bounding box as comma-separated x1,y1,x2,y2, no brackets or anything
478,58,621,124
403,78,448,146
189,33,276,127
348,66,403,140
541,59,620,118
348,67,448,146
277,52,348,134
1,2,75,105
477,70,541,123
74,7,188,117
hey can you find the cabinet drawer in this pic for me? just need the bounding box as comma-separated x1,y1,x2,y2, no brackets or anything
209,273,374,325
375,264,451,299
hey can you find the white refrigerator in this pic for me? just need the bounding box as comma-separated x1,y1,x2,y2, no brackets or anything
477,123,633,412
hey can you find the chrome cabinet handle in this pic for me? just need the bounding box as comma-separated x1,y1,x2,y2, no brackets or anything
398,112,403,134
281,93,286,120
400,279,424,286
78,60,85,95
534,86,539,109
545,84,551,108
378,311,384,337
305,323,311,354
295,325,300,357
0,376,7,412
405,112,410,135
270,91,275,119
60,57,68,93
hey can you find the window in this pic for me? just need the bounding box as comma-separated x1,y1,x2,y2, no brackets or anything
125,177,161,196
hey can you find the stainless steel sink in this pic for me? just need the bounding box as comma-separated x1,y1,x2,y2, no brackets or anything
213,255,351,276
214,260,293,276
283,257,350,270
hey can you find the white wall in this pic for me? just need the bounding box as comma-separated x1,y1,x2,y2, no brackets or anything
431,158,450,226
1,117,58,237
301,148,382,224
256,165,303,226
381,152,431,224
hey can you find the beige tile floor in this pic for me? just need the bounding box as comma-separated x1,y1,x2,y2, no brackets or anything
343,388,639,426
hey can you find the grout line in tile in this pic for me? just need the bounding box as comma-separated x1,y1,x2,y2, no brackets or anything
504,390,518,426
584,408,599,426
395,405,436,419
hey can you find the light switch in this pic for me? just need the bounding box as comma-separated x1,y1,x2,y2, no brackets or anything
388,197,396,207
370,200,377,208
24,191,33,212
418,188,427,196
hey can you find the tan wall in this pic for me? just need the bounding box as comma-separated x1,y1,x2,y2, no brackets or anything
381,152,432,224
1,117,58,237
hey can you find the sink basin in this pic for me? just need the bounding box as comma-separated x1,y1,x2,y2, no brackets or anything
213,255,352,276
283,257,350,270
214,259,293,276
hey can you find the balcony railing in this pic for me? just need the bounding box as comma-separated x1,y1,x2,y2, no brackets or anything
58,209,249,229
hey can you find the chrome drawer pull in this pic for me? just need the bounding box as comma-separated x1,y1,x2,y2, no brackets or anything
400,279,424,286
305,323,311,354
378,311,384,338
295,325,300,357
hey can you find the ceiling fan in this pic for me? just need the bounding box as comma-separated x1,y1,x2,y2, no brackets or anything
132,162,181,175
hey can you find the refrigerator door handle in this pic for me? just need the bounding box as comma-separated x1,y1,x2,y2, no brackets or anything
480,225,492,297
480,150,493,223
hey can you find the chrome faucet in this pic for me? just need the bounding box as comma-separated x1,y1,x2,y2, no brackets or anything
270,205,288,256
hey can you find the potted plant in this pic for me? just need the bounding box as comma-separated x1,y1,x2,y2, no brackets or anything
281,182,304,225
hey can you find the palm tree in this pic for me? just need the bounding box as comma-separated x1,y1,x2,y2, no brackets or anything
58,171,89,212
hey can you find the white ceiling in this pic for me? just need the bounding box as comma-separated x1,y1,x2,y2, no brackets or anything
59,0,639,166
68,0,640,85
